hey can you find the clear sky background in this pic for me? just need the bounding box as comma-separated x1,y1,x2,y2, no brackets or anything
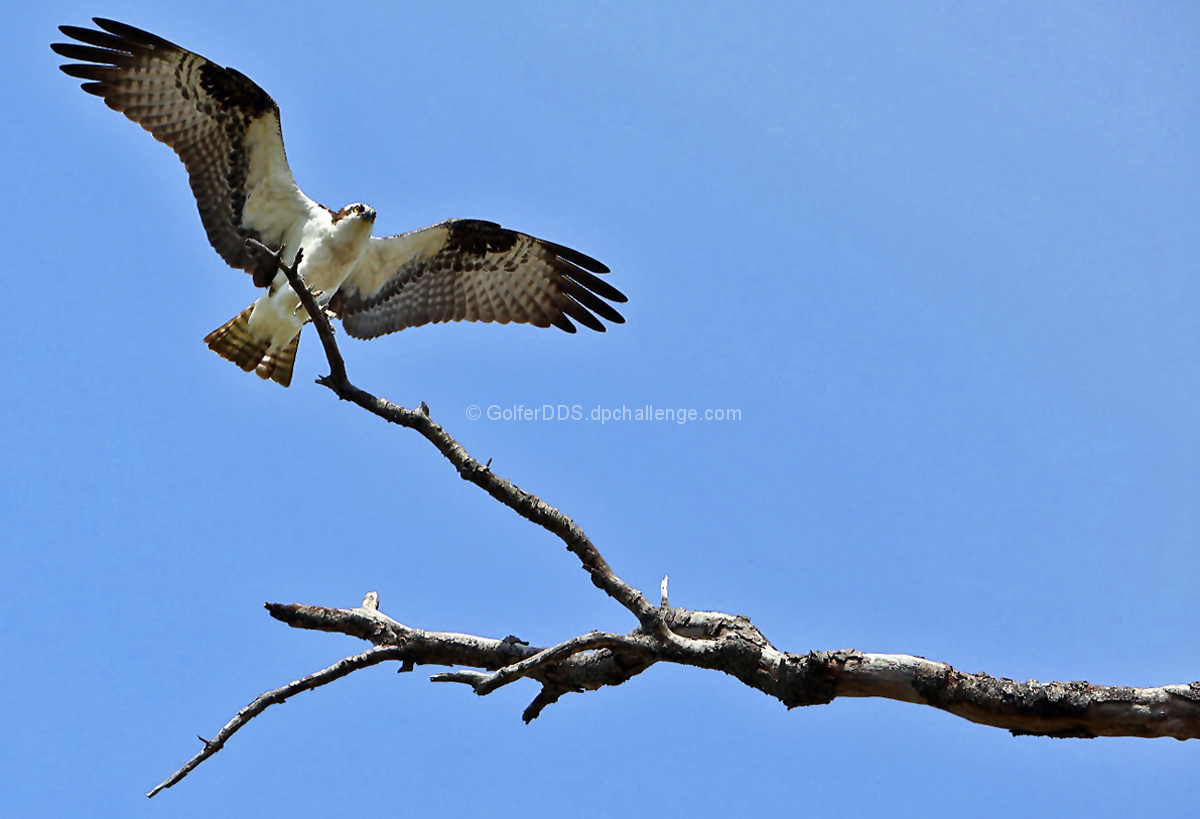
4,1,1198,815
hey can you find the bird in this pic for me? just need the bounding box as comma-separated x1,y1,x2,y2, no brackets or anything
52,18,626,387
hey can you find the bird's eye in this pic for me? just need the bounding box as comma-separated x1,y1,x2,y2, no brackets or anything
354,205,363,214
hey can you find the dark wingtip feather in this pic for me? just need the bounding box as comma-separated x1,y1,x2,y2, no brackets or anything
593,304,626,325
558,296,607,332
55,44,122,64
545,240,610,273
564,265,628,304
58,63,110,80
558,277,627,324
92,18,181,50
54,19,183,60
551,314,579,333
56,27,130,53
57,24,103,40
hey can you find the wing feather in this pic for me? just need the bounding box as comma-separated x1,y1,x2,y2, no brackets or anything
333,220,627,340
52,18,314,283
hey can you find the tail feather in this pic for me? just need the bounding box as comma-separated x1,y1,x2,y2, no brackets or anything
203,304,300,387
256,332,300,387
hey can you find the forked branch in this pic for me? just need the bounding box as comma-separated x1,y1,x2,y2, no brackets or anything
148,245,1200,796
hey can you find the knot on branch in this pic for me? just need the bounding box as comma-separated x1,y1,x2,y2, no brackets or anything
775,650,856,709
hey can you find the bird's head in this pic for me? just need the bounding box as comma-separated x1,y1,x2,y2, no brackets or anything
338,203,377,223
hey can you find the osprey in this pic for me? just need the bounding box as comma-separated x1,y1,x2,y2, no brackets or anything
53,19,626,386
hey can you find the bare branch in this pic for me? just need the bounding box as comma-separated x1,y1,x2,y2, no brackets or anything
430,631,659,695
151,241,1200,796
817,652,1200,739
265,600,658,693
272,600,1200,740
161,591,1200,796
268,242,662,630
147,644,407,797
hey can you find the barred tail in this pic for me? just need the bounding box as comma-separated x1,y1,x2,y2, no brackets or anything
203,304,300,388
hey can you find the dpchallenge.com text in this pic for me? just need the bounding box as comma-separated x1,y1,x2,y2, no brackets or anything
466,404,742,425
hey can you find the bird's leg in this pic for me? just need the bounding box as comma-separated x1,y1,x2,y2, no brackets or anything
308,289,338,322
317,302,338,323
293,284,335,318
296,300,338,322
313,296,339,323
302,286,328,310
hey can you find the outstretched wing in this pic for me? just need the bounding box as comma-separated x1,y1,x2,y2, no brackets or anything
333,219,627,339
52,18,314,284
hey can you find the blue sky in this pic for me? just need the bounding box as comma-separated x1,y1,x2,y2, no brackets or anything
4,1,1198,815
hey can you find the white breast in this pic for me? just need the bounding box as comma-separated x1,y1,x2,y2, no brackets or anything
247,210,375,352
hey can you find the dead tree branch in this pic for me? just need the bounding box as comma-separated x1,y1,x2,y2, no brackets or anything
147,640,407,798
148,244,1200,796
259,239,663,632
269,596,1200,741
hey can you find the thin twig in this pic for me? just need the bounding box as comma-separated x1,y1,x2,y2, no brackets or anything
147,645,406,797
